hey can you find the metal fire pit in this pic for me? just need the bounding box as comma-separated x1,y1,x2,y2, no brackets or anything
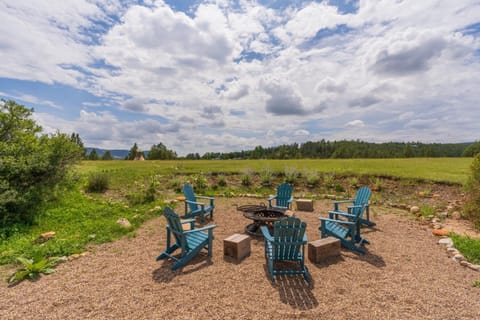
237,204,287,237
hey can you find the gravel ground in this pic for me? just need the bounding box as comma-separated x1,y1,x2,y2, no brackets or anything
1,198,480,320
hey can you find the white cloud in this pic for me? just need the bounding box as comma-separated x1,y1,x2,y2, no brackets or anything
2,0,480,154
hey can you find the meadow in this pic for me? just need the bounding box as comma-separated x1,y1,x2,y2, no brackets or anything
1,157,477,275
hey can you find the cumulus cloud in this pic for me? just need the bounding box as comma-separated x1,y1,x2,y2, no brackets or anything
2,0,480,154
372,36,447,76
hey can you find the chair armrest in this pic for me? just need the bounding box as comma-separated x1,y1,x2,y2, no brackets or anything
333,199,354,205
180,219,196,225
196,196,214,201
302,233,308,244
185,199,204,206
260,226,273,242
267,195,277,201
328,210,356,219
287,197,293,204
319,217,355,226
184,224,216,234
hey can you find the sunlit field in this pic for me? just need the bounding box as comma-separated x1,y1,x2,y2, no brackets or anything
79,158,473,185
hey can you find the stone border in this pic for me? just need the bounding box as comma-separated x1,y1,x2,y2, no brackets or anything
438,237,480,271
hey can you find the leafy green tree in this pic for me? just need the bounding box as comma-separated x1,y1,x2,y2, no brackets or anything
147,142,177,160
0,100,83,227
70,132,86,158
464,154,480,229
463,142,480,157
102,150,113,160
87,149,99,160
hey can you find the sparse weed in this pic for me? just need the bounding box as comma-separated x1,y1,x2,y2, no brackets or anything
284,166,299,184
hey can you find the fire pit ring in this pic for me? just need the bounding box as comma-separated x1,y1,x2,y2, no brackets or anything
237,205,287,237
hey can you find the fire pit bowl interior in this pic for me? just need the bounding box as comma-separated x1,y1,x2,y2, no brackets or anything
239,206,287,237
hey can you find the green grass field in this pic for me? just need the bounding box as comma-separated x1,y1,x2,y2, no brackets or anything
1,157,477,275
79,158,473,184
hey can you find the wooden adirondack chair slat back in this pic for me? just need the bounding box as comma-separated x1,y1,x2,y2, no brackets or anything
183,184,198,211
276,183,292,208
273,217,306,260
351,186,371,217
163,206,188,249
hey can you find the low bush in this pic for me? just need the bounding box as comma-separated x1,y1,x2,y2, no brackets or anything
86,172,110,193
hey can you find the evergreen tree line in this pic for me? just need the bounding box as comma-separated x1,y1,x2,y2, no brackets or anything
80,137,480,161
200,140,479,160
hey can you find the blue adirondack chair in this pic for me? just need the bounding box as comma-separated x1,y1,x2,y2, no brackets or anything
261,216,310,283
331,186,375,227
319,202,369,254
182,184,214,223
267,183,293,211
156,206,216,270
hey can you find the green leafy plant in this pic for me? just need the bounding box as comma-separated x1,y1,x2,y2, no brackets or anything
8,253,60,284
168,177,183,193
86,172,110,193
473,280,480,288
451,233,480,264
464,154,480,229
334,184,345,192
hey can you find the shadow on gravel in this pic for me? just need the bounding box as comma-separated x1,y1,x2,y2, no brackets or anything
152,254,213,283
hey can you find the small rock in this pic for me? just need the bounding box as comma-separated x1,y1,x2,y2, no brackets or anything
175,196,186,201
432,193,441,198
446,248,460,257
57,256,68,263
439,212,448,218
460,260,471,267
69,254,81,260
451,211,462,220
88,234,96,239
432,218,440,223
418,191,425,197
446,205,454,211
468,264,480,271
432,223,442,229
432,229,451,236
410,206,420,214
453,253,465,261
326,195,336,200
33,231,56,244
116,218,132,228
438,238,453,246
79,252,90,257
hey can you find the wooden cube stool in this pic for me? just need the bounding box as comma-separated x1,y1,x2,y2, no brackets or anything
224,234,251,261
296,199,314,212
308,237,340,263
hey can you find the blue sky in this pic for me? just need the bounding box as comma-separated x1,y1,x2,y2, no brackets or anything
1,0,479,155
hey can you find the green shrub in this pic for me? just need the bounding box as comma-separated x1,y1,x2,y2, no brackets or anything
218,175,227,187
464,154,480,229
323,173,335,188
241,173,251,186
284,166,299,184
86,172,110,193
349,176,359,188
192,174,207,192
260,168,273,186
305,170,320,188
168,178,183,193
370,176,384,191
334,184,345,192
0,100,83,227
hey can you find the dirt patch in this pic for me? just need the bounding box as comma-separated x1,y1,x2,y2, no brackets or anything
1,197,480,319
